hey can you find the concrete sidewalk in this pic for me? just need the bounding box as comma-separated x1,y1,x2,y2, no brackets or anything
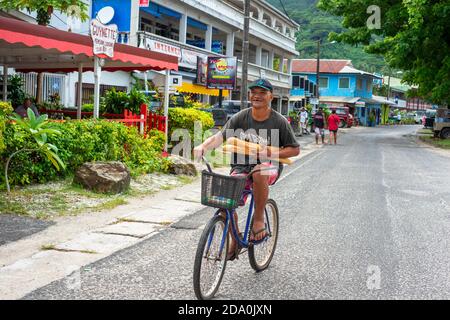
0,131,329,299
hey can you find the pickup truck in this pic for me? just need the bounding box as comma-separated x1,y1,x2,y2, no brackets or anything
433,108,450,139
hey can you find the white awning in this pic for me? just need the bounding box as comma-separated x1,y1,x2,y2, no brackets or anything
289,96,304,102
319,96,360,104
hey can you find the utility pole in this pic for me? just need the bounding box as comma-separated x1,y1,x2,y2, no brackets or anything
240,0,250,110
316,39,320,100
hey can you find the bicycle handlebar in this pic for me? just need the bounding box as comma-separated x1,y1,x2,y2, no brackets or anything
202,156,213,173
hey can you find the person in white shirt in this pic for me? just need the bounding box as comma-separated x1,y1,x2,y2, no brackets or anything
299,107,309,135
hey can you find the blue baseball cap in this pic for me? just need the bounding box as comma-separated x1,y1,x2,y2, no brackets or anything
249,78,273,92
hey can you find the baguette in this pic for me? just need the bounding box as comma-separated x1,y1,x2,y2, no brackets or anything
222,144,293,165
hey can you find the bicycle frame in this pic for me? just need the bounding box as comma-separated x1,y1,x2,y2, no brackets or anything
201,156,274,259
205,189,272,258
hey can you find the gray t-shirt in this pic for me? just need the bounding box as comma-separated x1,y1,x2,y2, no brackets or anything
221,108,299,170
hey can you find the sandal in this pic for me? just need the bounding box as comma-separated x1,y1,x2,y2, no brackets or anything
250,227,269,242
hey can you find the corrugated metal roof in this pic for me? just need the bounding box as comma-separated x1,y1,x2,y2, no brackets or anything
292,59,352,73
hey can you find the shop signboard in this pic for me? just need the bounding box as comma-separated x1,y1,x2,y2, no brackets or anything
206,57,237,90
90,18,118,58
144,39,181,58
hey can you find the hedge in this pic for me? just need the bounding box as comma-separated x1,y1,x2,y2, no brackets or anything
0,119,170,189
168,107,214,145
0,102,13,154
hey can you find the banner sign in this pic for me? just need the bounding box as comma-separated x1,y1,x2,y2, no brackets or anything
90,19,118,58
195,56,208,85
181,49,206,68
206,57,237,90
144,39,181,58
139,0,150,7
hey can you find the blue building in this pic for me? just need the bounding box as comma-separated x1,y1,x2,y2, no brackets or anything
290,59,390,126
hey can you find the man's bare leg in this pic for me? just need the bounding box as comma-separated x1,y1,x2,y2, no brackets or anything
220,210,240,257
251,168,269,241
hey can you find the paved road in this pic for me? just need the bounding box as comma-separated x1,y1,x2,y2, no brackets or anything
25,126,450,299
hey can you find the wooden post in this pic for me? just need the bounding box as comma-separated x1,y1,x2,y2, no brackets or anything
77,63,83,120
164,69,170,152
93,57,102,119
2,65,8,102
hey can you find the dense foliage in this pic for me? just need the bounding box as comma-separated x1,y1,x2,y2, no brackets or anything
317,0,450,106
267,0,386,73
0,120,169,189
0,0,89,25
168,107,215,145
0,102,13,154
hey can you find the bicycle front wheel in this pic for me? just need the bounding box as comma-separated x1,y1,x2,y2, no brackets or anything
248,199,279,272
193,214,229,300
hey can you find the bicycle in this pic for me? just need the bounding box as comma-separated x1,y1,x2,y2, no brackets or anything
193,157,280,300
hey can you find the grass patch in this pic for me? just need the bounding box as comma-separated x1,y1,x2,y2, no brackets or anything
417,129,433,135
419,136,450,149
0,196,28,215
41,244,97,254
93,198,128,211
1,170,199,220
41,244,56,251
177,175,195,184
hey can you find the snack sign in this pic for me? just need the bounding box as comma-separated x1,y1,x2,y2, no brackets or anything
206,57,237,90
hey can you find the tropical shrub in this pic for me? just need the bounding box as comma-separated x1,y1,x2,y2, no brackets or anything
100,88,129,114
0,102,13,116
126,88,149,114
168,107,214,144
0,102,12,153
82,103,94,112
0,120,170,189
8,75,26,108
5,109,66,192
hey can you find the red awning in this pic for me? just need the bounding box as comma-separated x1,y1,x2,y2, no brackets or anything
0,16,178,73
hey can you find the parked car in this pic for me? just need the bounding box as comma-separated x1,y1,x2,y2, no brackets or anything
139,91,187,111
206,100,250,127
329,106,353,128
433,108,450,139
413,110,426,124
139,90,161,111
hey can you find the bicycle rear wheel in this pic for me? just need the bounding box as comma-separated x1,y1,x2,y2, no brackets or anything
248,199,279,272
193,214,229,300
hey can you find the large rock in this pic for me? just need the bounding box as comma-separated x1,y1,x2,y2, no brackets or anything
168,155,198,176
74,162,131,194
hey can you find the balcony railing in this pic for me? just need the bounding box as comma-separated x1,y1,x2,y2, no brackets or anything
137,31,225,59
136,31,292,88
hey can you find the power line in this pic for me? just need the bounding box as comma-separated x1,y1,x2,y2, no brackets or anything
278,0,292,20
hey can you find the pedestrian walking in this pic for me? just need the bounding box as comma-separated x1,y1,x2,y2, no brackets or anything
328,110,340,145
313,107,326,145
299,107,309,135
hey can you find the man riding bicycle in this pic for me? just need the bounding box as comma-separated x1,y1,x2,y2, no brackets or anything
194,78,300,259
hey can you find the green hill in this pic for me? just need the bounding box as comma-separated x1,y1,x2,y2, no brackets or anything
267,0,386,73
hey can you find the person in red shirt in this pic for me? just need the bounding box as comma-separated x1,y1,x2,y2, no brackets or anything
328,109,341,145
